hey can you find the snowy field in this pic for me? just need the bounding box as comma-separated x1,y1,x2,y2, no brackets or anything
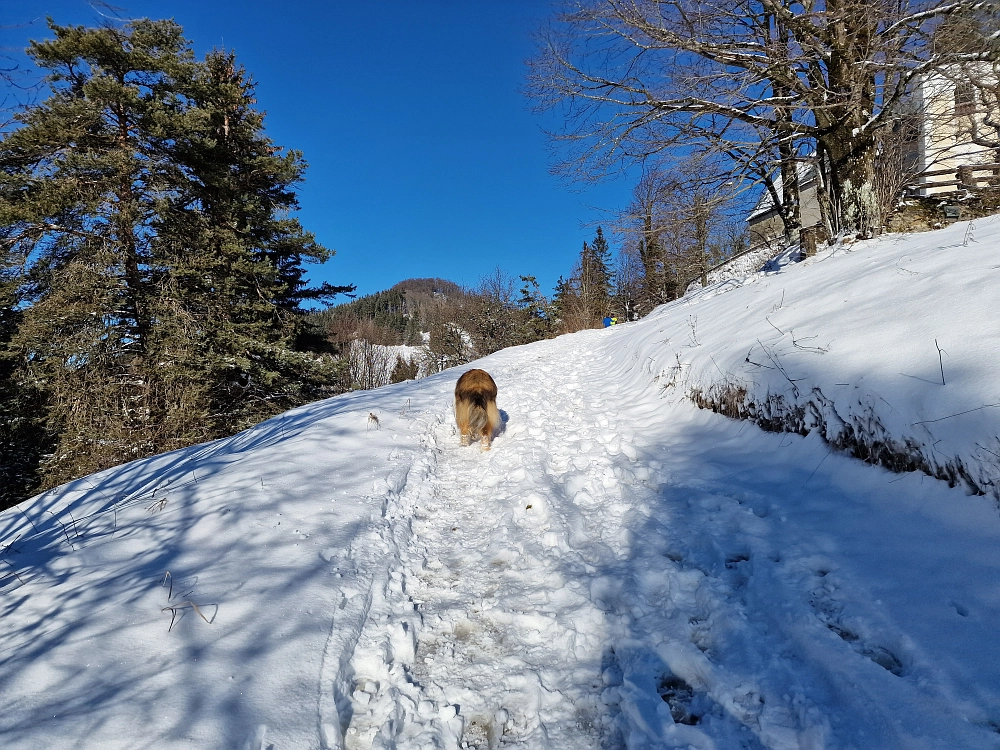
2,217,1000,749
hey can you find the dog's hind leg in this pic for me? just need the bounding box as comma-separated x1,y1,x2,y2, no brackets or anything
455,397,472,446
479,402,500,451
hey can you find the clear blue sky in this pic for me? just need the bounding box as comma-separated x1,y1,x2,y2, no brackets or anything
3,0,636,300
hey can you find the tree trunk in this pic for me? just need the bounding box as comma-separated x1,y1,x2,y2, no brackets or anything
772,14,802,246
822,131,880,236
814,0,881,237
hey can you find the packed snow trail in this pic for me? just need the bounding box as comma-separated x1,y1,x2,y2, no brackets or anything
318,328,1000,750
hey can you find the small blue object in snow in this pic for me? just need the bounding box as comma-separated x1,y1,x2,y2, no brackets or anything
603,317,612,328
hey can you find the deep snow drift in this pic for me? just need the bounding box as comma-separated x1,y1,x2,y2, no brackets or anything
3,217,1000,750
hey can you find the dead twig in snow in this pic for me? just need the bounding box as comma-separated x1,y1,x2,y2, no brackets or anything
758,339,803,397
964,222,975,247
771,289,785,312
744,345,774,370
935,339,946,385
687,316,701,346
791,332,830,354
3,562,24,585
49,515,76,550
145,495,168,514
974,440,1000,460
16,508,39,535
161,571,173,600
912,403,1000,426
804,450,833,487
161,571,215,631
0,533,22,557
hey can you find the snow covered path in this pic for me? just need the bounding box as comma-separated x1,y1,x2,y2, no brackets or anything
5,222,1000,750
333,340,624,750
317,328,1000,750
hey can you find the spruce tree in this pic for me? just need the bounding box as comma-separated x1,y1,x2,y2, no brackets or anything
0,19,350,498
158,48,351,436
549,275,573,329
516,275,552,341
574,228,613,327
0,20,202,489
0,255,48,506
589,227,612,292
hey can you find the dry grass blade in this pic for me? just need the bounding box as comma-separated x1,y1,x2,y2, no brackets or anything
0,533,22,557
161,601,217,632
161,571,173,600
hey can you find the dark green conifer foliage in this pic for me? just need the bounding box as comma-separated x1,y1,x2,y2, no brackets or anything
158,48,350,436
579,227,612,322
517,275,552,341
553,227,613,332
0,19,350,500
549,275,571,326
390,355,419,383
0,259,48,507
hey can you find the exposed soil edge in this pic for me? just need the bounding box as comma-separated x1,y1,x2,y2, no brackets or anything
689,380,995,498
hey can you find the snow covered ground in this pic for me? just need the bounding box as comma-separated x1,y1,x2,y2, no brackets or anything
3,217,1000,749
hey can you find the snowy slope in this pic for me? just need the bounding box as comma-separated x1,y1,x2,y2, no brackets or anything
671,217,1000,495
3,218,1000,750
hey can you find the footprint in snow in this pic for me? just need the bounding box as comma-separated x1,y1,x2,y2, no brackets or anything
809,583,906,676
949,599,969,617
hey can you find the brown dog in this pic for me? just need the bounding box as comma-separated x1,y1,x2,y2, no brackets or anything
454,369,500,451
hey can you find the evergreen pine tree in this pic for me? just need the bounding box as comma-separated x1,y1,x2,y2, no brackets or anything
516,275,552,341
158,48,351,436
0,20,203,489
549,275,572,328
589,227,612,295
390,354,419,383
0,19,351,498
0,254,48,506
572,228,613,328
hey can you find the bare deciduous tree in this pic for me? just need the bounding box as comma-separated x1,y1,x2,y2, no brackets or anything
614,158,744,309
467,268,523,356
527,0,1000,237
611,243,644,321
344,319,401,389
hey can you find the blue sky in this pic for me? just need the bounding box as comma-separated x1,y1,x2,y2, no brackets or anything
3,0,637,301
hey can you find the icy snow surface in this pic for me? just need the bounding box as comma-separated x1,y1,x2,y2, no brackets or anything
3,218,1000,749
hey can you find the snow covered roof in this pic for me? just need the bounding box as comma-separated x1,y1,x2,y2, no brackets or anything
746,161,819,222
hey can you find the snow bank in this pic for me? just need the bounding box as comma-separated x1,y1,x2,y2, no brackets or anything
349,341,426,388
658,216,1000,496
685,239,786,293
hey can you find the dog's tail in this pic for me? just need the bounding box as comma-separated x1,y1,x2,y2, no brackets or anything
466,395,491,437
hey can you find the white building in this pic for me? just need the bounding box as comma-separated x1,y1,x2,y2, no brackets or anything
909,67,997,195
747,67,998,242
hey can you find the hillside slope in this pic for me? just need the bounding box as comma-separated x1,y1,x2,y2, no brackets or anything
2,219,1000,750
